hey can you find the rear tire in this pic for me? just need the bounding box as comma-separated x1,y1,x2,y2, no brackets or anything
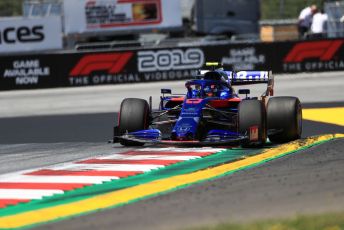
267,97,302,143
238,100,267,147
118,98,150,146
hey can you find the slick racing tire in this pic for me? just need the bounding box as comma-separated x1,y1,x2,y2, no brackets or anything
267,97,302,143
238,100,267,147
118,98,150,146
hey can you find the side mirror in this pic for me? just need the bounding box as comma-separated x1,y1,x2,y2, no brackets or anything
238,89,250,98
161,89,172,95
238,89,250,95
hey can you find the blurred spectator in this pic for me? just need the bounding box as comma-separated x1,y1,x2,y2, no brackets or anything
310,9,328,39
340,15,344,22
298,4,318,39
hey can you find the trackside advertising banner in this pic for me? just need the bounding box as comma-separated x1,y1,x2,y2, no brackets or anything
63,0,182,34
62,47,204,86
280,40,344,72
0,55,60,90
202,39,344,73
0,17,62,53
1,39,344,90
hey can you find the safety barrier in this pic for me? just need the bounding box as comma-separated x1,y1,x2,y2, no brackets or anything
1,38,344,90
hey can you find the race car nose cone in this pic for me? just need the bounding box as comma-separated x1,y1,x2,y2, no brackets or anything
186,132,194,140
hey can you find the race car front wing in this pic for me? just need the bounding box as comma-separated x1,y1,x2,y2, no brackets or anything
112,128,248,146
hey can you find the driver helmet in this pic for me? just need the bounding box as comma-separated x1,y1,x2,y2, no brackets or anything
204,84,218,97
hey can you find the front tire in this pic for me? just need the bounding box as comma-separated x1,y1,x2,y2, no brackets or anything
267,97,302,143
118,98,150,146
238,100,267,147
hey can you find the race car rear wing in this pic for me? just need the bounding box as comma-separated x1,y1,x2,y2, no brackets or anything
223,71,270,84
199,63,274,96
226,71,274,96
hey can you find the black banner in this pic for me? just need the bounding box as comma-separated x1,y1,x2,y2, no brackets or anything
0,54,60,90
1,38,344,90
202,39,344,73
61,47,204,87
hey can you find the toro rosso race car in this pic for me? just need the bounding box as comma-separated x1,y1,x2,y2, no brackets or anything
113,63,302,147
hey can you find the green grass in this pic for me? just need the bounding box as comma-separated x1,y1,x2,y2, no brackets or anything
186,212,344,230
261,0,325,19
0,0,22,17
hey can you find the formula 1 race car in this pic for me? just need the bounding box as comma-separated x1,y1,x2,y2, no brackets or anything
113,63,302,147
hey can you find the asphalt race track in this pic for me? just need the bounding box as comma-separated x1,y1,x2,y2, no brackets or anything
0,108,343,144
35,139,344,230
0,72,343,229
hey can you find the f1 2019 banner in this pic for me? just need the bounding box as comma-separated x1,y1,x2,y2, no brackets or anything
1,39,344,90
62,47,204,87
63,0,182,34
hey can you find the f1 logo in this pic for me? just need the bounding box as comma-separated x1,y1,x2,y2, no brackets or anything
70,52,133,76
284,40,343,63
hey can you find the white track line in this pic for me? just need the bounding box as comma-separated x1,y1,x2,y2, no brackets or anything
52,164,163,172
98,154,200,161
0,156,171,181
0,175,117,184
137,148,225,152
0,189,64,199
